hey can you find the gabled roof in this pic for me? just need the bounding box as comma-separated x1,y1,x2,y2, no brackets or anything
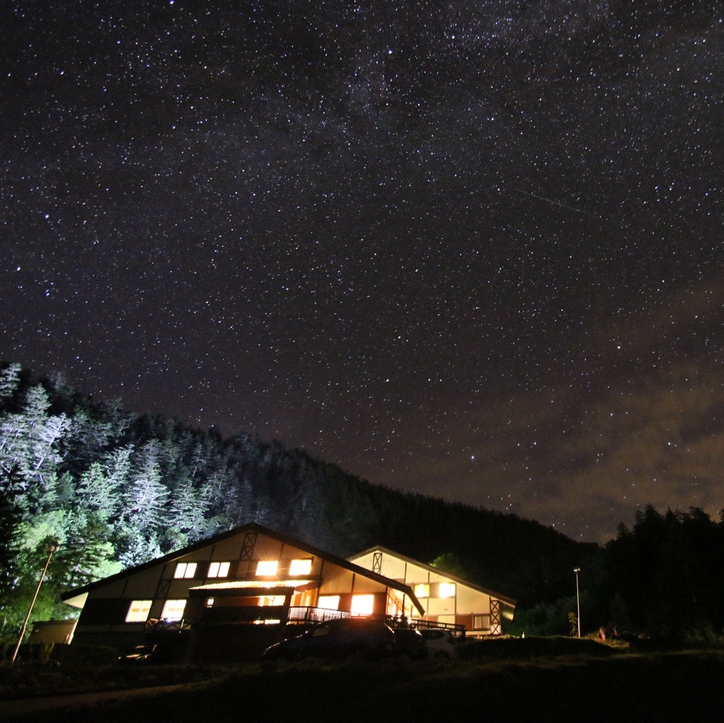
349,545,517,608
61,523,425,615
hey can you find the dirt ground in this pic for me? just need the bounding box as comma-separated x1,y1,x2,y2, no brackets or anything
3,647,724,723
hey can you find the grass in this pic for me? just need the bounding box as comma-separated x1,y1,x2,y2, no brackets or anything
4,639,724,722
0,660,223,700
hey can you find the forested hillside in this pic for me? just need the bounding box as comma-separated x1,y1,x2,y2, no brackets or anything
0,362,586,632
4,362,723,642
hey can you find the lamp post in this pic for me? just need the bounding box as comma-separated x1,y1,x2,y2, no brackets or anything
11,543,59,663
573,567,581,638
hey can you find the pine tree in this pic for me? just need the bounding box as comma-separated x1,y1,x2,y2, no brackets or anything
166,477,208,545
77,462,121,520
0,467,23,613
122,441,169,531
54,512,122,590
0,385,68,512
0,363,22,408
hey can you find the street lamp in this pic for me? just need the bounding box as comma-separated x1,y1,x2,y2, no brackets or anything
11,543,59,663
573,567,581,638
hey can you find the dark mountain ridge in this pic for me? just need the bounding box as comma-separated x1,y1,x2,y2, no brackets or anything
4,361,724,640
0,361,587,615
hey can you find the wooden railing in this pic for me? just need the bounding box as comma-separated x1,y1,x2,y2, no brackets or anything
404,617,466,637
287,606,352,624
144,608,466,637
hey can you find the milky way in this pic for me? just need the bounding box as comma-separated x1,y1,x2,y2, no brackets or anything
2,2,723,541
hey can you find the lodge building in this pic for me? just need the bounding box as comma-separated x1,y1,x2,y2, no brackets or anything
61,522,515,661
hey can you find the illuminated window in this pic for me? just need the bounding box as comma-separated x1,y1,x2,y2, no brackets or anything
161,599,187,621
259,595,285,606
289,558,312,575
351,594,375,615
318,595,340,610
414,584,430,599
174,562,197,579
208,561,230,578
125,600,152,623
206,598,215,608
256,560,278,576
439,583,456,598
473,614,490,630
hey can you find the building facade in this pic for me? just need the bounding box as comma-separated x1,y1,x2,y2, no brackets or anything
62,523,423,661
348,547,515,636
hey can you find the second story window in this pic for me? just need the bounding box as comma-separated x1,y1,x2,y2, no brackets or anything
289,559,312,575
414,584,430,599
208,561,230,578
439,583,456,598
256,560,278,576
174,562,197,579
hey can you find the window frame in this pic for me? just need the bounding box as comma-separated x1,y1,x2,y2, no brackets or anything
255,560,279,576
161,598,187,622
207,561,230,578
289,558,312,576
125,599,152,623
438,583,456,599
414,583,430,599
174,562,197,579
350,594,375,615
317,595,340,610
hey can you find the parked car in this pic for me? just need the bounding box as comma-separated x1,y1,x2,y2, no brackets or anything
117,642,174,664
420,629,459,659
117,644,159,664
393,628,426,660
263,618,396,661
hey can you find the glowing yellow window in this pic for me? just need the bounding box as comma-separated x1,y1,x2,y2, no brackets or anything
256,560,278,576
125,600,152,623
161,599,187,621
289,559,312,575
318,595,340,610
174,562,197,579
259,595,286,606
208,561,230,578
414,584,430,599
439,583,456,598
351,594,375,615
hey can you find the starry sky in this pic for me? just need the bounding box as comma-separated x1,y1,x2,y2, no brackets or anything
2,2,723,543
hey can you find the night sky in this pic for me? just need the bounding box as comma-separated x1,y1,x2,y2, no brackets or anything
2,2,723,543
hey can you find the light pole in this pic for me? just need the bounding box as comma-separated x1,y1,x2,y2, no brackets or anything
11,543,59,663
573,567,581,638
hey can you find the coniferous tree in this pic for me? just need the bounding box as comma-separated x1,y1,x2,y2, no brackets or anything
123,441,169,530
165,476,208,549
0,363,22,408
0,467,23,627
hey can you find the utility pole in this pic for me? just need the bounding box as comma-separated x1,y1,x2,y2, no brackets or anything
574,567,581,638
11,543,59,663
